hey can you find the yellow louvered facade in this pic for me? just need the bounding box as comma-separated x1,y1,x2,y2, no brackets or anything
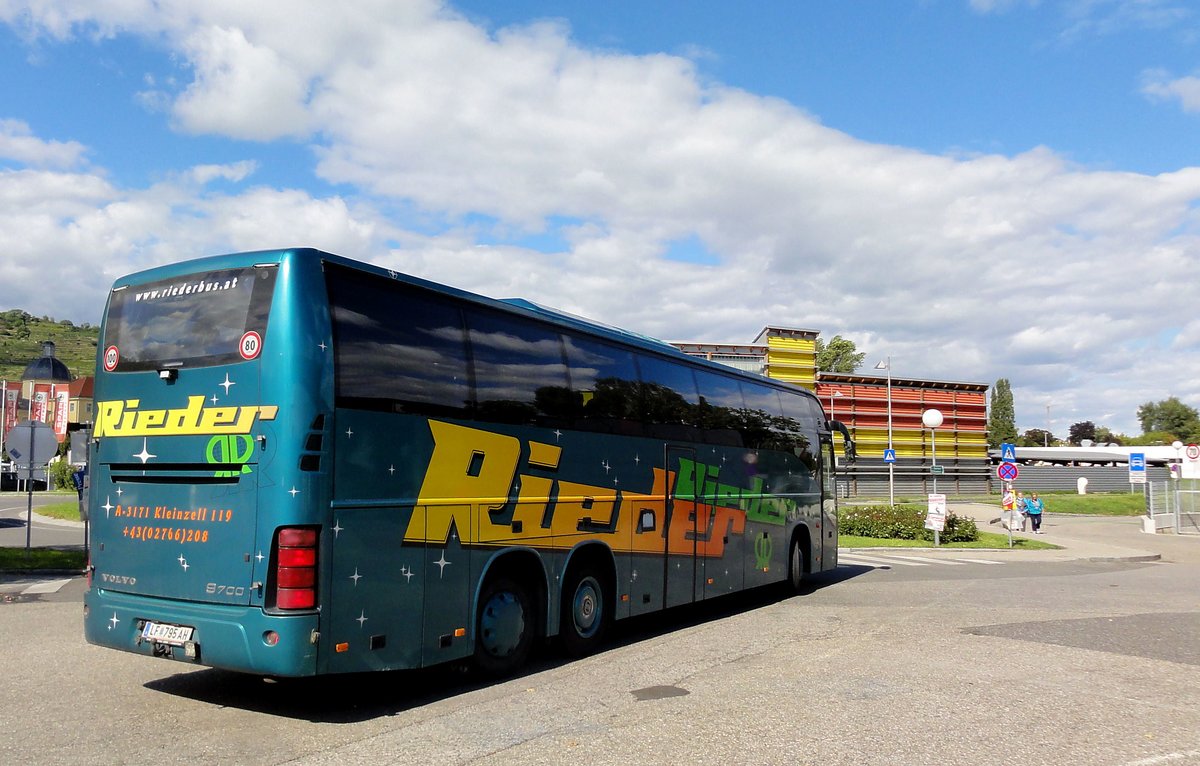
753,327,818,391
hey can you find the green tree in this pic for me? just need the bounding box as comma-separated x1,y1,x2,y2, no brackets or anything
1068,420,1096,446
987,378,1017,449
1136,397,1200,440
814,335,864,373
1127,431,1181,447
1094,426,1124,445
1018,428,1053,447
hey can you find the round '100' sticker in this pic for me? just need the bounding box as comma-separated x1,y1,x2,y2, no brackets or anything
103,345,119,372
239,331,262,360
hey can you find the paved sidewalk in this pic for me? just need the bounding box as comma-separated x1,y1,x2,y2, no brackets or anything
947,502,1200,565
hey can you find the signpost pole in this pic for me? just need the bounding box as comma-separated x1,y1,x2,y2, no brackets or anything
24,422,34,555
997,449,1019,548
1007,481,1013,549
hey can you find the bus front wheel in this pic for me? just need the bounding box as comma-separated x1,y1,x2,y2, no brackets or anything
475,576,533,676
560,564,610,657
788,535,808,592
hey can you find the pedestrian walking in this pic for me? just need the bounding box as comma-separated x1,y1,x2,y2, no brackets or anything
1025,492,1045,533
1015,490,1027,531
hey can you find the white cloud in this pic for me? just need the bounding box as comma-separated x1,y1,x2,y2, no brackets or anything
172,25,313,140
3,2,1200,436
187,161,257,185
1141,68,1200,113
0,119,88,168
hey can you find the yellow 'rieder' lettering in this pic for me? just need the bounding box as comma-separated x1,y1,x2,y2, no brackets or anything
94,396,278,437
407,420,751,557
408,420,521,544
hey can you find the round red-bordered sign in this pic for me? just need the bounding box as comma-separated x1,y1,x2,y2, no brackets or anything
239,331,262,360
1187,444,1200,461
103,345,120,372
997,462,1019,481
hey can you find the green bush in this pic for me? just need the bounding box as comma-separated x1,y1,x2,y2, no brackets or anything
935,513,978,543
49,460,75,491
840,504,978,543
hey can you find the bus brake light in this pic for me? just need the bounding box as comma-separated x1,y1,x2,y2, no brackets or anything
273,526,318,611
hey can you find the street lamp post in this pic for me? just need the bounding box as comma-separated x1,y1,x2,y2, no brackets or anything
829,389,843,421
923,408,944,545
874,357,893,506
828,390,844,467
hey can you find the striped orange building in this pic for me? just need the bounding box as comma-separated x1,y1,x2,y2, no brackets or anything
673,328,991,495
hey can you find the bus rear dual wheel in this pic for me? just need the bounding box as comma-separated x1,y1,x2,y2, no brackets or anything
560,564,610,658
473,565,611,676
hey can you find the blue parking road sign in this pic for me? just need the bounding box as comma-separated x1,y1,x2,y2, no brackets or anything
1129,452,1147,484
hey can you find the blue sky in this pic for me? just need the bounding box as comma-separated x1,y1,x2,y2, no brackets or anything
2,0,1200,437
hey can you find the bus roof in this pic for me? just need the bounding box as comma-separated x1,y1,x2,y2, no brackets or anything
112,247,820,402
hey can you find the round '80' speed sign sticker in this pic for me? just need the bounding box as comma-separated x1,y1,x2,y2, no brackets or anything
103,345,119,372
239,331,263,360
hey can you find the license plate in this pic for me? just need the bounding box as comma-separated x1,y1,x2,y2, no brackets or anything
141,621,194,646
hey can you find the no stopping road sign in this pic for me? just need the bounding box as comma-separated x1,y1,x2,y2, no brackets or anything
997,462,1019,482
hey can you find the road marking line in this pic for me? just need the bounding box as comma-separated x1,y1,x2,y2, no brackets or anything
883,555,967,566
949,558,1005,565
839,554,927,567
20,579,72,595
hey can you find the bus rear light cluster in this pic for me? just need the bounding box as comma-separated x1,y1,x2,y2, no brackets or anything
274,527,318,610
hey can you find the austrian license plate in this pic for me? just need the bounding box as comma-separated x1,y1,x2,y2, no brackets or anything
141,621,194,646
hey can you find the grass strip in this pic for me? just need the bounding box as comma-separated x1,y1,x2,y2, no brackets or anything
840,530,1059,550
31,500,83,522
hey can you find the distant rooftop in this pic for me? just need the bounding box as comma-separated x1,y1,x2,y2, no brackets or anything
21,341,72,383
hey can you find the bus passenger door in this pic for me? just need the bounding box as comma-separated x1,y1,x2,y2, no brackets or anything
664,445,697,608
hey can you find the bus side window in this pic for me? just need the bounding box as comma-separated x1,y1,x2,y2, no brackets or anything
776,391,818,472
738,382,785,450
635,354,701,443
327,268,471,418
692,370,745,447
465,309,572,427
562,336,642,435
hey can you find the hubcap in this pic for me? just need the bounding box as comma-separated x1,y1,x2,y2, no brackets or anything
572,576,602,638
480,590,525,658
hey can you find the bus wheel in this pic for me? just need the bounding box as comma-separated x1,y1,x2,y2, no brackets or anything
788,535,807,592
475,576,533,676
560,565,609,657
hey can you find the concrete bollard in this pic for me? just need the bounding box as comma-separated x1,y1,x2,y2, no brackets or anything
1077,477,1088,495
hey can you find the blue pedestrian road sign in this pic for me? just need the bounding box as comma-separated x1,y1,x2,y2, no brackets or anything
1000,443,1017,462
883,449,896,464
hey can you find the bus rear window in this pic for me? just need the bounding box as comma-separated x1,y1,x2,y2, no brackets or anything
102,265,277,371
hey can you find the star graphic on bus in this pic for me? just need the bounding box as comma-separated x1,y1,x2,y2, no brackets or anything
133,439,156,464
433,551,451,577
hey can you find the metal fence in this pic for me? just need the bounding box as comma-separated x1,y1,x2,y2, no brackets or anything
835,460,1174,498
1146,480,1200,535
